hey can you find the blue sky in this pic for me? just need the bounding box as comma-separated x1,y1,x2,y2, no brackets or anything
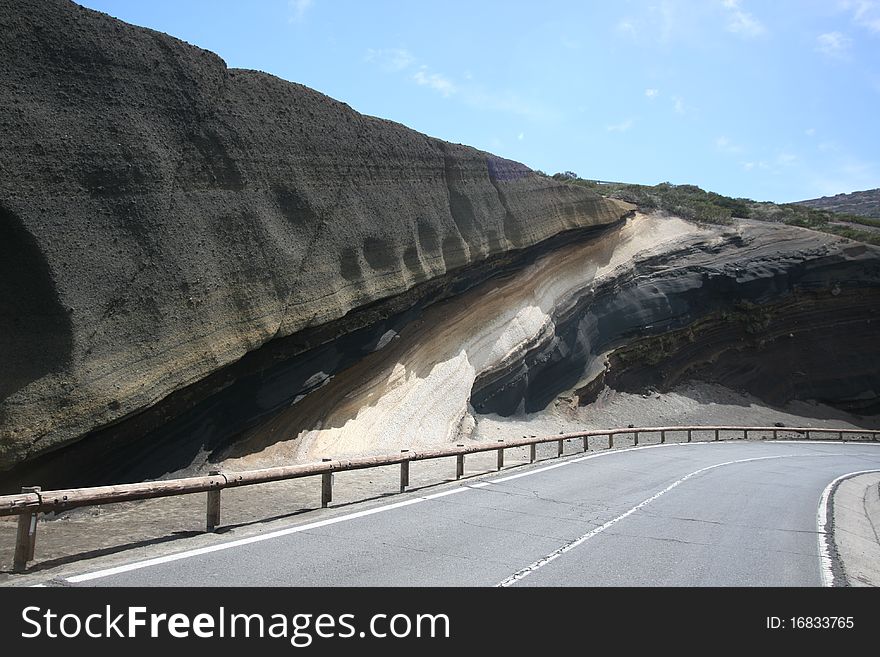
75,0,879,203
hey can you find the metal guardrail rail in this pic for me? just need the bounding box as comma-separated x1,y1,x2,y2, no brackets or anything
2,425,878,572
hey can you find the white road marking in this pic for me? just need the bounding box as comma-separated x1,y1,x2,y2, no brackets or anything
66,487,467,583
496,454,830,587
60,440,878,584
816,469,880,587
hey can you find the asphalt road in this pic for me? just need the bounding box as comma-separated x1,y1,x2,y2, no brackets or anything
61,441,880,587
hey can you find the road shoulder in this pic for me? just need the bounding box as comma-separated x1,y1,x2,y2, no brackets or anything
832,472,880,587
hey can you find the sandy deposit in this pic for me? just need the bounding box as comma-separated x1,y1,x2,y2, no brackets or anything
219,214,713,466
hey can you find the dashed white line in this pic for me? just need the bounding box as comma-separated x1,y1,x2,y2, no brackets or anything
60,440,878,584
496,454,810,587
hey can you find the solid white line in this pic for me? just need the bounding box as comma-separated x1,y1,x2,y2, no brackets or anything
63,443,687,583
816,469,880,587
496,454,810,587
63,439,879,584
66,486,468,583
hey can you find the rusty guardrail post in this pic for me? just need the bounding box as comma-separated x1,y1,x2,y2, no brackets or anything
497,440,504,471
582,436,589,452
400,450,410,492
206,471,222,532
557,439,564,457
13,486,40,573
456,445,465,479
321,458,333,508
529,443,537,463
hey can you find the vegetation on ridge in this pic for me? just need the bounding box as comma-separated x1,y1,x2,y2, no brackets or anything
540,172,880,246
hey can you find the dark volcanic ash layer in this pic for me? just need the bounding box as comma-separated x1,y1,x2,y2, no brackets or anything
0,0,629,476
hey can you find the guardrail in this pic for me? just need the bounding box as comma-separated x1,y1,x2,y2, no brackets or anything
2,425,878,572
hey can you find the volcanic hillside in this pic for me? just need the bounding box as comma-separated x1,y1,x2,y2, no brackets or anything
799,188,880,219
1,0,879,490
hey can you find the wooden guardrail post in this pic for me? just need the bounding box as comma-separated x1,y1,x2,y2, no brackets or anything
400,450,410,492
714,428,719,442
839,431,844,442
321,459,333,508
456,445,465,479
687,430,692,443
660,430,666,444
557,439,564,456
608,434,613,449
497,440,504,471
206,471,221,532
582,436,589,452
633,432,639,447
529,444,536,463
13,486,40,573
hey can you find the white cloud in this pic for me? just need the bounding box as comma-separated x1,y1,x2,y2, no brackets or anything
721,0,767,38
673,96,686,114
365,48,415,72
742,161,770,171
517,132,525,141
461,88,558,121
776,152,798,166
617,19,637,36
808,153,879,196
839,0,880,33
716,136,744,154
645,88,659,99
805,128,817,136
606,118,634,132
816,31,853,57
412,68,456,97
366,50,555,119
288,0,313,23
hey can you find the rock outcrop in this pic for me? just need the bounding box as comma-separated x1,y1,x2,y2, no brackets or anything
2,1,878,493
0,0,629,480
798,188,880,219
212,214,880,471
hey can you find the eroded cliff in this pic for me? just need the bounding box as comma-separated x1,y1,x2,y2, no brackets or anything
0,0,629,477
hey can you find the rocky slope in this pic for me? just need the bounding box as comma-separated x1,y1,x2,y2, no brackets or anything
214,213,880,470
0,0,629,481
2,0,879,492
798,188,880,218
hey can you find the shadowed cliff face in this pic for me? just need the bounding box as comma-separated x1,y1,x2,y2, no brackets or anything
0,0,629,475
470,220,880,416
2,1,878,492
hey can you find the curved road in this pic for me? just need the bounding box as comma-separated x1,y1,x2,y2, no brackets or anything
61,441,880,587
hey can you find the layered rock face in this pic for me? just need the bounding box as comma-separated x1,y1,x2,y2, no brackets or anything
3,1,878,493
213,214,880,471
0,0,628,480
